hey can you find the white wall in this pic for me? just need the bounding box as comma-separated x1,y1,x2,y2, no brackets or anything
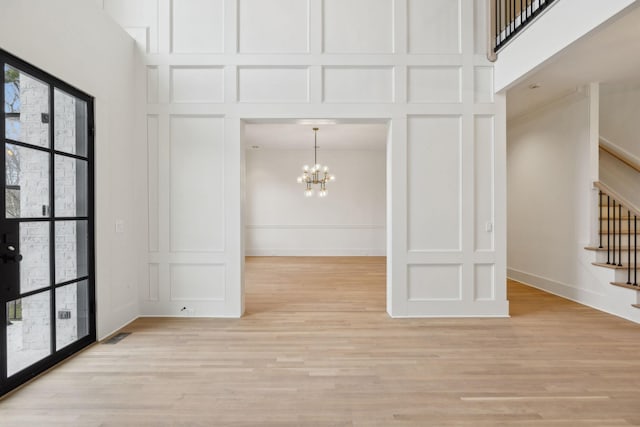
600,83,640,160
600,149,640,211
246,148,386,256
0,0,146,339
508,90,631,317
508,89,640,322
495,0,639,91
508,94,592,287
598,83,640,210
104,0,508,318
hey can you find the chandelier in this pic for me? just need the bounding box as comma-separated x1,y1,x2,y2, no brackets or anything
296,127,335,197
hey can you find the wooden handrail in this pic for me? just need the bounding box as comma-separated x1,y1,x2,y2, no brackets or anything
594,181,640,218
599,139,640,175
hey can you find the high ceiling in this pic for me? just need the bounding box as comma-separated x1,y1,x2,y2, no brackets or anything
243,121,388,151
507,3,640,120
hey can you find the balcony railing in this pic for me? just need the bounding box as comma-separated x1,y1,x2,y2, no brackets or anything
493,0,558,53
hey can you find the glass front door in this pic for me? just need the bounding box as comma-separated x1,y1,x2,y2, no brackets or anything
0,50,95,396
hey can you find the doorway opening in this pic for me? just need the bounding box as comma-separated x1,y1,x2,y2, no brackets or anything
241,120,390,314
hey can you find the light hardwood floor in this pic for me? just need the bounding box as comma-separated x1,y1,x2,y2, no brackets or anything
1,257,640,426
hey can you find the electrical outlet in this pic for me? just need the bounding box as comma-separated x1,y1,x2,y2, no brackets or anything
180,306,195,316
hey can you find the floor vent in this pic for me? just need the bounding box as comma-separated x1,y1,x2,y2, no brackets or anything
103,332,131,344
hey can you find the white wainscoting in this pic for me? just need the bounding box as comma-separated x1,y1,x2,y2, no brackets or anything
323,67,394,103
171,0,225,53
407,0,461,54
238,67,309,103
323,0,394,53
245,225,386,256
169,116,225,253
102,0,508,318
170,67,225,103
407,116,462,252
238,0,310,53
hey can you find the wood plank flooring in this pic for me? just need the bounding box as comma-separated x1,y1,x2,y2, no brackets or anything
1,256,640,426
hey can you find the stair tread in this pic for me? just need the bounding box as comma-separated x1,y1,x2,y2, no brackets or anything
584,246,638,251
593,262,638,270
632,304,640,309
599,231,637,234
610,282,640,291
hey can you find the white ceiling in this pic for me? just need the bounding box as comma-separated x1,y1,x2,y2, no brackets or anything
243,121,389,151
507,4,640,120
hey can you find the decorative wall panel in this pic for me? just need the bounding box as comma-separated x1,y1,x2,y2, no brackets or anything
408,116,462,251
169,116,225,252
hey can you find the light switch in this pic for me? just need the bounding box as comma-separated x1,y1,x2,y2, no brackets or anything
485,222,493,232
115,220,125,233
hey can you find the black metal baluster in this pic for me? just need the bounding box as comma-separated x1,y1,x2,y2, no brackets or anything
495,0,559,52
607,196,611,264
511,0,515,33
521,0,524,26
628,209,632,284
506,0,509,35
635,215,638,286
497,0,501,44
507,0,511,36
613,200,617,265
618,204,623,266
495,0,498,46
503,0,506,41
599,191,603,248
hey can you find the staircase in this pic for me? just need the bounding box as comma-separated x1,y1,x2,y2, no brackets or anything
585,182,639,309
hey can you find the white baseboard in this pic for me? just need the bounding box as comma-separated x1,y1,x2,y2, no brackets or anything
507,267,639,324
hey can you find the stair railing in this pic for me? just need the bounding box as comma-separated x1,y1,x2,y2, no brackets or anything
595,181,638,287
492,0,558,53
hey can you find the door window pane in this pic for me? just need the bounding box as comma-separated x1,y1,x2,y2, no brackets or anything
55,280,89,350
55,220,88,284
19,222,50,293
54,89,87,157
6,292,52,377
4,65,50,148
5,143,50,219
54,155,88,217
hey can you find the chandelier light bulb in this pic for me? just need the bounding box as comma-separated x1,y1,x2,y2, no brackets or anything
303,165,309,172
314,164,321,171
319,190,327,197
296,176,303,183
323,166,329,172
329,175,336,181
305,189,313,197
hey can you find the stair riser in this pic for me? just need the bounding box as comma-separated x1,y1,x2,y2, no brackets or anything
598,206,640,217
595,251,639,265
599,222,638,233
615,270,640,284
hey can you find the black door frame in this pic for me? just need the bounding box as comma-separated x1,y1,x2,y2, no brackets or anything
0,49,96,397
